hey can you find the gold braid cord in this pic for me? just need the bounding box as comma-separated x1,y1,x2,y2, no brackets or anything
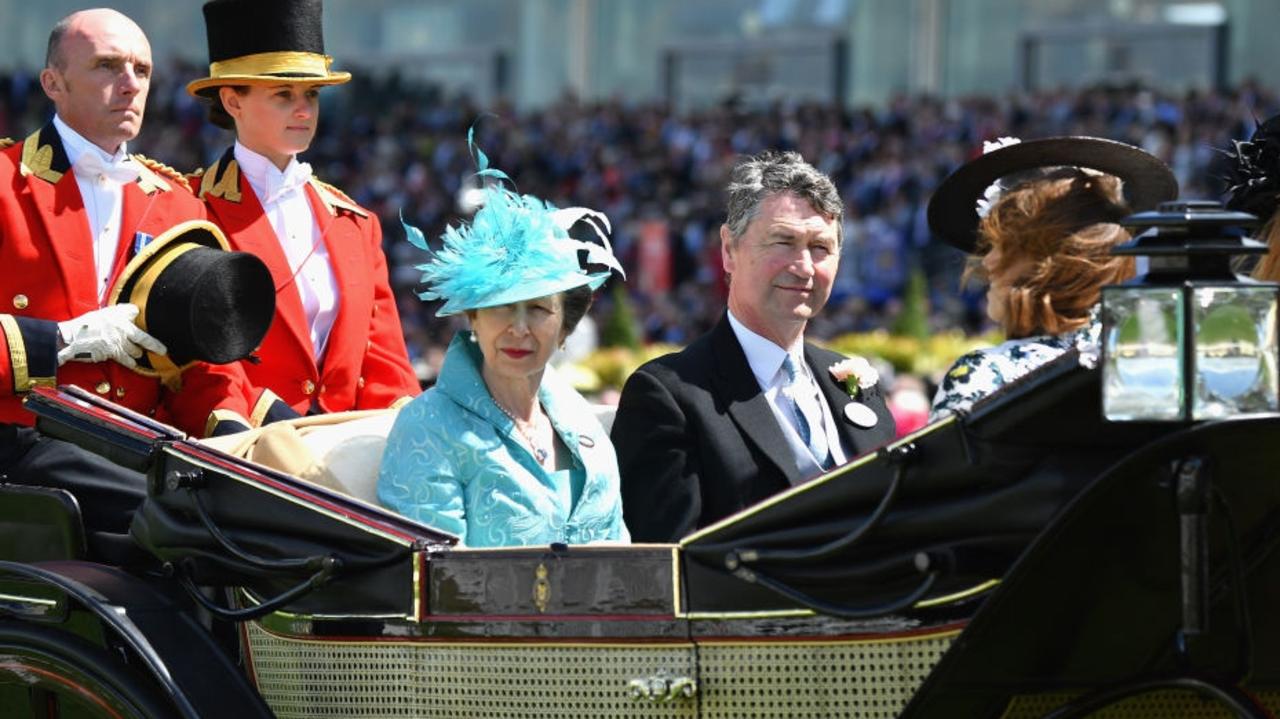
316,179,354,204
0,138,14,149
311,178,368,217
134,154,192,193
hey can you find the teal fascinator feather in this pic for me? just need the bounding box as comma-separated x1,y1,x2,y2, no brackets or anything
402,132,625,317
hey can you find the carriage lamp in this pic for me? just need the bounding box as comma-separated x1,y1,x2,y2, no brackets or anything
1102,201,1279,422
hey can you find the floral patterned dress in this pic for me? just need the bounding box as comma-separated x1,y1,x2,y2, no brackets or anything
930,311,1101,419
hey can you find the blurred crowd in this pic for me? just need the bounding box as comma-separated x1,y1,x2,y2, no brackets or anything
1,61,1276,382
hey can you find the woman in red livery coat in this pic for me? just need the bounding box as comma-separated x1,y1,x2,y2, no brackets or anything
182,0,418,431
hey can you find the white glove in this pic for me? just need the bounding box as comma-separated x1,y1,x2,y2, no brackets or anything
56,304,167,369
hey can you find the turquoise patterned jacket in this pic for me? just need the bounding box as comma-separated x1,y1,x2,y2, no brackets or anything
377,332,630,547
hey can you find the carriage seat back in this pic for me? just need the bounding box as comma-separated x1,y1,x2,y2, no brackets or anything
0,484,87,561
200,409,397,505
201,402,620,506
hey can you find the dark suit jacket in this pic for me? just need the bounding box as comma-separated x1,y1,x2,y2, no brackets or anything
612,314,896,542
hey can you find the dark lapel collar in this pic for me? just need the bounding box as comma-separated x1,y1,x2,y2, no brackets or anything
20,124,95,313
709,314,804,485
807,345,896,456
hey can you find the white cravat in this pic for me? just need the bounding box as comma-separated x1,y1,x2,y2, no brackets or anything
55,115,138,302
234,142,339,361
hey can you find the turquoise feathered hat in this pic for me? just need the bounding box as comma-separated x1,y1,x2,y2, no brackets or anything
403,131,625,317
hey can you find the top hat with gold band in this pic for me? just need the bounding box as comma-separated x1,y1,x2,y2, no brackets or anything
107,220,276,384
186,0,350,97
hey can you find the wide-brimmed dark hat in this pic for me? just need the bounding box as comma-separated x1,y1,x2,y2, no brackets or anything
186,0,350,97
928,137,1179,253
106,220,275,379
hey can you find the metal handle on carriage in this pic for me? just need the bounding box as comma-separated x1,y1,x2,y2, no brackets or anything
628,671,698,702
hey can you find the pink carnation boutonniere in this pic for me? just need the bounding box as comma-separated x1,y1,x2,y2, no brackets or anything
829,357,879,399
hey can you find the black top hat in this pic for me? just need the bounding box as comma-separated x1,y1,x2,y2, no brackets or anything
1222,113,1280,220
107,220,275,379
928,137,1180,253
186,0,350,97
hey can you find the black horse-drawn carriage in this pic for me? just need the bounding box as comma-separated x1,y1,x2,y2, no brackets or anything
2,344,1279,718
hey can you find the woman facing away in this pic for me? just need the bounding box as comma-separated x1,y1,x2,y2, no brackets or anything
927,137,1179,419
181,0,418,435
376,141,630,548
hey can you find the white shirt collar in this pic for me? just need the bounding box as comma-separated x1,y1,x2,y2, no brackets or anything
727,310,805,390
233,141,310,204
53,114,127,168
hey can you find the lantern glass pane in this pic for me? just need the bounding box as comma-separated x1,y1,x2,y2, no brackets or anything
1191,286,1279,420
1102,287,1184,421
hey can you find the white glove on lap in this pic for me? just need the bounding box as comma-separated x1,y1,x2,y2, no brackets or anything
56,304,168,369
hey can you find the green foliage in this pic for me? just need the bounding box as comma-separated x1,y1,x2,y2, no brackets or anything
600,284,641,350
892,268,931,342
571,329,1003,392
578,343,683,391
825,329,1001,377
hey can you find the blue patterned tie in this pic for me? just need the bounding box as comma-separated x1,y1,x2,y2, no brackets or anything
782,355,831,469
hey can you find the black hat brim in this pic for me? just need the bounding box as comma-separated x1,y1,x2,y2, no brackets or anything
107,220,275,375
927,137,1179,253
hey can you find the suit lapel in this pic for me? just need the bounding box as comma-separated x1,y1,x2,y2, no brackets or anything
709,315,804,485
807,345,896,456
808,347,860,452
111,181,155,290
305,181,361,377
21,125,96,313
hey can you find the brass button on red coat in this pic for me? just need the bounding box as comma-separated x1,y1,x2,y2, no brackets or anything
95,382,111,395
12,294,28,309
357,377,366,389
302,380,316,396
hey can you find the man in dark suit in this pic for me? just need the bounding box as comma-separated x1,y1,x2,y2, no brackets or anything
612,151,896,542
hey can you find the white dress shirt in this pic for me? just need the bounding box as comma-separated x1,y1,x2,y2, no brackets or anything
727,310,849,475
55,115,138,302
234,142,339,360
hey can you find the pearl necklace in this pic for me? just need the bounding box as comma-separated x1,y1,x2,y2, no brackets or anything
493,399,550,465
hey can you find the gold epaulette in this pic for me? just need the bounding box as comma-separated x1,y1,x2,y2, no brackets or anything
133,154,192,192
316,178,355,204
0,138,14,149
310,177,368,218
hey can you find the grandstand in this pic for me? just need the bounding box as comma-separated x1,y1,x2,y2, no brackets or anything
0,0,1275,388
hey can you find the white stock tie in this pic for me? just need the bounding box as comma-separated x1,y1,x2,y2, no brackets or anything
265,161,313,205
73,152,141,185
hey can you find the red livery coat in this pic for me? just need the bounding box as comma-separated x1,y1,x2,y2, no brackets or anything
0,124,255,431
188,147,418,423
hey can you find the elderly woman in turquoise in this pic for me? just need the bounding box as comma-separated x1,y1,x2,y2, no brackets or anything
377,152,629,547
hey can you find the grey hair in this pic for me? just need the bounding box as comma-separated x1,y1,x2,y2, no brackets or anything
46,15,73,69
723,150,843,244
